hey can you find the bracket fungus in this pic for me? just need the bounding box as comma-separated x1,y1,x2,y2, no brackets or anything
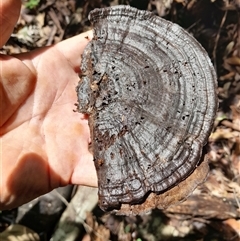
77,5,218,215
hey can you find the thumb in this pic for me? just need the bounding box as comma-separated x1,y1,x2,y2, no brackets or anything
0,0,21,47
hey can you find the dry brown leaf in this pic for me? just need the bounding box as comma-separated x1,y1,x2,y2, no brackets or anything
225,41,235,55
223,219,240,237
231,101,240,127
226,56,240,66
82,234,91,241
232,136,240,175
209,129,239,141
85,212,110,241
222,120,240,131
36,12,45,28
219,71,235,81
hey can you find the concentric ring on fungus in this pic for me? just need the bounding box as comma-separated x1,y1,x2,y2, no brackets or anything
77,5,218,215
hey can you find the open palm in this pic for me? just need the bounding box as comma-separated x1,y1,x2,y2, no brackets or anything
0,32,97,210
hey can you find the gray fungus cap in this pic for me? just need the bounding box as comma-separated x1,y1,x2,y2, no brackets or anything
77,5,218,215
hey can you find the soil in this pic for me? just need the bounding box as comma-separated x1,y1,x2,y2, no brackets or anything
1,0,240,240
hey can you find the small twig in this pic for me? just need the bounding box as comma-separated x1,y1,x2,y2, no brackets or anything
47,25,58,46
212,8,228,71
48,8,64,42
53,189,70,207
187,19,201,32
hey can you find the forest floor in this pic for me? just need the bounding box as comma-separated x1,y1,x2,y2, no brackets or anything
1,0,240,240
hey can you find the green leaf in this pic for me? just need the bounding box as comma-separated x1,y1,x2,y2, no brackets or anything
25,0,40,9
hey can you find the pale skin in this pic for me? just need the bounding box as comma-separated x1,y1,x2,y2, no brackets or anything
0,0,97,210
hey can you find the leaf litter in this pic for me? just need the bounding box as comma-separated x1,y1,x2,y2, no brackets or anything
1,0,239,240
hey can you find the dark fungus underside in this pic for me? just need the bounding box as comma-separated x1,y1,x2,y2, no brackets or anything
77,5,218,213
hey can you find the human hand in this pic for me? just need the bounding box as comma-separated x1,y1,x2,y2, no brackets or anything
0,0,97,210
